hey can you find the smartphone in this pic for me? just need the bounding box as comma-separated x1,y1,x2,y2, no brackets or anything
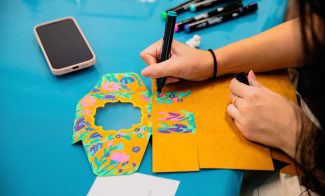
34,17,96,75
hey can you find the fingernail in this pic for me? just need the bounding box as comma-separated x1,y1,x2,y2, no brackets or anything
248,70,259,86
141,67,151,77
248,70,256,80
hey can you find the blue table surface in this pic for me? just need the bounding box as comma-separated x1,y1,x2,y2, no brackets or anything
0,0,287,195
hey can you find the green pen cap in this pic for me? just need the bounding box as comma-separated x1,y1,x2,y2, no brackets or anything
161,11,167,20
167,11,177,17
189,4,196,12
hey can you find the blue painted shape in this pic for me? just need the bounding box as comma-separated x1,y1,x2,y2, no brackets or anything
0,0,287,195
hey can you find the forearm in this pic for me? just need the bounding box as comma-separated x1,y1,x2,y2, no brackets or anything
215,18,304,76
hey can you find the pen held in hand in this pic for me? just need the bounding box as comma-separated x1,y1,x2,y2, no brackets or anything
156,11,177,95
235,72,249,85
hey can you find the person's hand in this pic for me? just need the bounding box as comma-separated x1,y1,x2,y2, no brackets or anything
226,70,303,158
140,40,214,84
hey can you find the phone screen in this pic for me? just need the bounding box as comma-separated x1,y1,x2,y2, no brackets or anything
35,18,94,69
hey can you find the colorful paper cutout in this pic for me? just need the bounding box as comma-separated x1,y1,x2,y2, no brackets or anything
72,73,152,176
73,70,297,175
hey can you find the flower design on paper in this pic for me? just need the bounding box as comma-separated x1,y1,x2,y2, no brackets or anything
107,141,113,148
155,91,191,104
81,96,97,107
104,95,116,100
141,91,152,102
90,143,103,155
111,152,130,163
120,76,135,85
132,146,141,153
158,112,183,121
157,111,196,134
101,81,120,91
74,118,90,132
90,132,102,139
91,88,100,93
158,123,194,134
72,73,152,176
83,108,92,116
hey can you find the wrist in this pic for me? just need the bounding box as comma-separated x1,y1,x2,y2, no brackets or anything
281,103,303,159
207,49,217,80
199,49,219,80
215,47,232,76
195,49,215,80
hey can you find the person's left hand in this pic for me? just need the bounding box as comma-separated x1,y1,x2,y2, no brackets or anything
226,70,303,158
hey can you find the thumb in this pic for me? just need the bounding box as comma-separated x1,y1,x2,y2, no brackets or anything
248,70,263,87
141,59,177,79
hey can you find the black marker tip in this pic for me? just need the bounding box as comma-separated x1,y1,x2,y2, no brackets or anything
157,87,162,97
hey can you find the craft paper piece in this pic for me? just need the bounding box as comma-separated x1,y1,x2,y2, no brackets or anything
151,70,297,172
270,149,304,176
72,73,152,176
87,173,180,196
156,111,196,134
152,108,199,172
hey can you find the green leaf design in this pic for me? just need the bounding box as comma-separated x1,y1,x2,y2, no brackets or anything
131,73,143,86
122,135,132,140
160,122,169,128
115,143,124,150
94,157,100,168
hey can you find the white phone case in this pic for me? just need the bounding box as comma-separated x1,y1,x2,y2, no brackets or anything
34,16,96,75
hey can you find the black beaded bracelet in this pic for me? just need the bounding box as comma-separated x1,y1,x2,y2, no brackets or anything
208,49,217,80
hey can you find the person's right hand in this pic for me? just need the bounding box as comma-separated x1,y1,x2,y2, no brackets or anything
140,40,214,84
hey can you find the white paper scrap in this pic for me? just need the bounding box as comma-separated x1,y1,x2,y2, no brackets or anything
87,173,180,196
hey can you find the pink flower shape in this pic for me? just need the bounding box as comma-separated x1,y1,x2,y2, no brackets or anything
141,95,150,102
101,81,120,91
107,141,113,148
81,96,97,107
172,97,178,102
111,152,130,163
83,108,92,116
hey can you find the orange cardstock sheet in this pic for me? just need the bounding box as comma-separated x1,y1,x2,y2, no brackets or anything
151,92,200,172
151,70,297,172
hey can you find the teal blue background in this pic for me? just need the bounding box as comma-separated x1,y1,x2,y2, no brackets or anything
0,0,287,195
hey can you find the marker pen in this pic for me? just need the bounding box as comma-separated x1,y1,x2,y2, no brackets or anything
184,2,258,33
235,72,249,85
157,11,177,94
161,0,205,20
189,0,233,12
175,0,242,32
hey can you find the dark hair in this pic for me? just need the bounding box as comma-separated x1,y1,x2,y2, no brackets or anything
296,0,325,194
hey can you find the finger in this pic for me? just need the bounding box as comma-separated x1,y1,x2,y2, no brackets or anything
229,93,237,104
230,93,245,109
226,104,241,120
166,77,180,84
141,59,179,79
140,40,162,65
229,78,254,98
234,119,244,133
140,52,158,65
248,70,263,87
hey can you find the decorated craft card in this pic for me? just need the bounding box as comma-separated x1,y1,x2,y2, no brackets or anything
72,73,152,176
72,71,297,175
